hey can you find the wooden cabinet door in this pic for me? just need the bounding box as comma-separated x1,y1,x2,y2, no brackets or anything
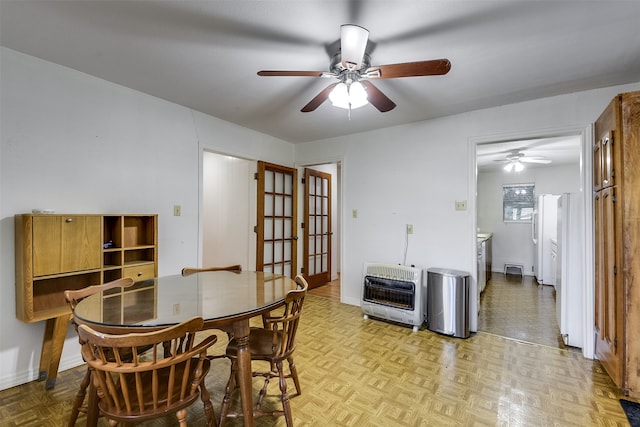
33,215,101,276
594,187,622,386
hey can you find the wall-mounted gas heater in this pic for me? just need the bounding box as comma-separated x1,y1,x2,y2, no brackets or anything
361,262,423,332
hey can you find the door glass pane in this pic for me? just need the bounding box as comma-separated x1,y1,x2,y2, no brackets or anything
284,195,292,216
322,198,328,215
322,235,328,252
308,176,315,195
309,197,315,215
275,172,284,193
316,256,322,273
264,219,273,240
284,241,291,260
265,171,274,192
274,241,283,262
274,219,283,239
264,195,273,216
264,243,273,263
308,256,315,275
274,263,283,275
284,262,291,277
264,265,272,273
284,173,293,195
275,195,283,216
322,178,328,194
284,219,292,238
316,217,322,234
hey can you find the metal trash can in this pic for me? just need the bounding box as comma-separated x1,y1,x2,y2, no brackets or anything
425,268,470,338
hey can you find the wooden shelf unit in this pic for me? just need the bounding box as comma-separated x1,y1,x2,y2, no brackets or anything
14,213,157,388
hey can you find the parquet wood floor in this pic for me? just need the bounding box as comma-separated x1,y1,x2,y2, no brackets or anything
1,289,636,426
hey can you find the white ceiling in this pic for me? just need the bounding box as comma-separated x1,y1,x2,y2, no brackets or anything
476,135,582,172
1,1,639,145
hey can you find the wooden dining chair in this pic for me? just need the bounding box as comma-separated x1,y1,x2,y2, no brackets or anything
219,275,309,427
181,264,242,276
64,277,135,427
77,316,218,427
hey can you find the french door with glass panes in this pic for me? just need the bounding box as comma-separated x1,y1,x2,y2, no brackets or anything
303,168,332,288
256,161,298,277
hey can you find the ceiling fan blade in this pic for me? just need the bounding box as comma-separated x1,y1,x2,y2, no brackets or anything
365,59,451,79
258,70,326,77
301,83,339,112
361,80,396,112
520,158,551,164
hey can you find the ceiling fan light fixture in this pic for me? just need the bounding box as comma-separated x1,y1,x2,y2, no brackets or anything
340,24,369,70
514,161,524,172
504,160,524,172
329,81,368,110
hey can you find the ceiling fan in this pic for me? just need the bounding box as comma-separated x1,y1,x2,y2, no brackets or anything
257,24,451,113
495,150,552,172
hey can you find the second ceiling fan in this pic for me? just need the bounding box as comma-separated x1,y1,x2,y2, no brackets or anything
257,24,452,113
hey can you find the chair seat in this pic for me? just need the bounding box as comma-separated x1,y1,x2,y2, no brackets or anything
100,358,211,422
226,327,285,360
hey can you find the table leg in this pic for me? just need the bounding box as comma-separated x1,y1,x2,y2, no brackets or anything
232,320,254,427
38,315,70,389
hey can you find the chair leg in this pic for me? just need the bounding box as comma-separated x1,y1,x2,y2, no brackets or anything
219,359,238,427
277,360,294,427
287,356,301,395
176,408,188,427
68,367,91,427
200,383,217,427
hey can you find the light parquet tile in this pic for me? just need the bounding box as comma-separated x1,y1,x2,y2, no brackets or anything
0,294,635,426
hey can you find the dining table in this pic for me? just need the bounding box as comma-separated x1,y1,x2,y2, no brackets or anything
72,269,298,427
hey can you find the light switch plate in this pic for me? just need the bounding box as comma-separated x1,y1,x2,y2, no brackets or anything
455,200,467,211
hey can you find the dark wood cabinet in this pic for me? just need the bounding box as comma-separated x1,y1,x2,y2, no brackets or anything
593,91,640,398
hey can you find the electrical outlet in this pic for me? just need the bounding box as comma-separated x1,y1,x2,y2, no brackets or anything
173,205,181,216
173,303,180,315
455,200,467,211
352,209,358,219
406,224,414,234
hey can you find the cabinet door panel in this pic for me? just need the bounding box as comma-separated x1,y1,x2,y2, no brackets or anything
33,216,101,276
595,188,621,386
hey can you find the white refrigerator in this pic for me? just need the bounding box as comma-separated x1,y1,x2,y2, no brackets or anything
532,194,560,285
556,192,583,348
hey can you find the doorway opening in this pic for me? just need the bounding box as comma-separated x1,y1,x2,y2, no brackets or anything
474,133,585,350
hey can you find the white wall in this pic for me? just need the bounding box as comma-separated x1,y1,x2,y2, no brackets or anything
477,163,581,276
202,152,257,270
294,81,640,340
0,47,293,390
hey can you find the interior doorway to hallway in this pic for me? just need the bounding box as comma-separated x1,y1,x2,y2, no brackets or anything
201,152,341,302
